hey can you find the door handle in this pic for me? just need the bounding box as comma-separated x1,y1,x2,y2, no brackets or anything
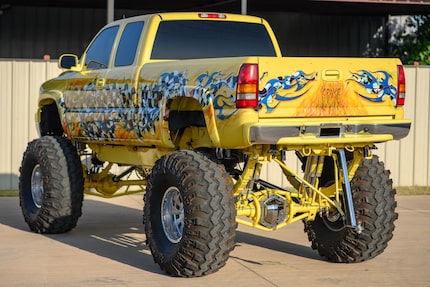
322,69,341,81
96,78,106,87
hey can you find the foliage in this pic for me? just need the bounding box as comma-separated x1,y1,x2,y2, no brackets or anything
389,15,430,65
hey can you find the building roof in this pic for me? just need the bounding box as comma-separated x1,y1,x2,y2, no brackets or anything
2,0,430,15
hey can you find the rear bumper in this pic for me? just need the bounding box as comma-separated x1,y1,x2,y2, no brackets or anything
248,120,411,145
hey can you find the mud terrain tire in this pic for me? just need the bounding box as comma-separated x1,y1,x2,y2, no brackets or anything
144,150,236,277
304,155,397,262
19,136,84,233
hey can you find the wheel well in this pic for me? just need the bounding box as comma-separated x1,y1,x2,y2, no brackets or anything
167,97,206,132
39,103,63,136
167,97,209,149
168,110,206,132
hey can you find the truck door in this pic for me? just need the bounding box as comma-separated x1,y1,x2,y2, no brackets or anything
63,21,145,143
63,24,120,140
104,21,145,142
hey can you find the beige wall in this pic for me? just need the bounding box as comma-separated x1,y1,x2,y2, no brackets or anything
0,60,428,190
0,60,62,189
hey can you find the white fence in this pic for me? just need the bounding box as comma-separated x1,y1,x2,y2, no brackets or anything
0,60,428,190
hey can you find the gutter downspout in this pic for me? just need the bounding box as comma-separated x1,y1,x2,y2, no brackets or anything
241,0,247,14
107,0,114,23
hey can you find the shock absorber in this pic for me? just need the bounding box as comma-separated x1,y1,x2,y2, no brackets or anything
338,149,362,233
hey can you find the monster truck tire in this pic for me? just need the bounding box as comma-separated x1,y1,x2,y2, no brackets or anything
19,136,84,233
144,150,236,277
304,155,397,262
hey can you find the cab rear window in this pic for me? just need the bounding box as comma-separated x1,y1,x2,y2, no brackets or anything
151,20,276,59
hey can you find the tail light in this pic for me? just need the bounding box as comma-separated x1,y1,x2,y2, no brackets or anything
396,65,406,106
198,13,226,19
236,64,259,108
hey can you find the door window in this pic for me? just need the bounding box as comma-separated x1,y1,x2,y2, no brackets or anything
85,25,119,69
115,21,144,66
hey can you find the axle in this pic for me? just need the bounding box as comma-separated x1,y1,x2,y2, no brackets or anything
235,146,367,231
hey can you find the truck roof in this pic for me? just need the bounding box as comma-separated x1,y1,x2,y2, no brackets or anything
101,12,267,30
103,12,267,28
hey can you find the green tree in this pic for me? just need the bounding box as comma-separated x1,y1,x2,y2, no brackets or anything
389,15,430,65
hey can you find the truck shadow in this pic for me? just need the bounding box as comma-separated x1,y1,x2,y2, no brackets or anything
49,198,162,274
0,197,321,275
0,197,162,275
235,231,321,262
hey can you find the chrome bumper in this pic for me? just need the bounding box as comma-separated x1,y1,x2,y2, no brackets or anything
249,122,411,144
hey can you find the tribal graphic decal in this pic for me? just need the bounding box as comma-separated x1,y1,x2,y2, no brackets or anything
63,70,238,141
259,71,317,112
140,70,238,123
63,68,398,141
257,69,397,116
64,83,142,140
348,70,397,105
193,71,237,119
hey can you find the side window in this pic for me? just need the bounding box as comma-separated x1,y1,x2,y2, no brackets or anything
115,21,144,67
85,25,119,69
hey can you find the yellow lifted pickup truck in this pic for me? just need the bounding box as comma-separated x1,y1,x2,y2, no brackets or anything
19,12,411,277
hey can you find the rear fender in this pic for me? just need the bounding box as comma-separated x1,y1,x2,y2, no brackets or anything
168,96,220,148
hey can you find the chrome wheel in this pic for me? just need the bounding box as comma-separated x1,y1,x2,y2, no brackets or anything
31,164,44,208
161,186,184,243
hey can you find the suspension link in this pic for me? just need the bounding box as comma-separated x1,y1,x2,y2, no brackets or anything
338,149,363,233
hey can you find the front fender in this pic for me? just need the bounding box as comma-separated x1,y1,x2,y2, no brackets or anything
36,91,65,137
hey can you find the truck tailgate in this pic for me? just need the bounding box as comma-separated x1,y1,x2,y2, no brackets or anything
257,57,402,119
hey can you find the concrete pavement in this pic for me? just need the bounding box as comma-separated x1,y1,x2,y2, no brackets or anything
0,195,429,287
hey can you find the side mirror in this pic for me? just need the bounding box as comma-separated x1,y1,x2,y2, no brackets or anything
58,54,78,69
